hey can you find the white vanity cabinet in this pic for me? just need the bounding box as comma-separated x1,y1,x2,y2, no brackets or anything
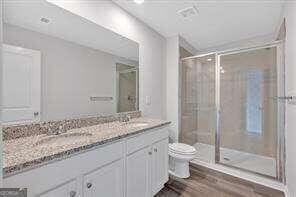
151,138,169,195
39,180,78,197
126,128,169,197
83,159,124,197
126,146,151,197
3,126,169,197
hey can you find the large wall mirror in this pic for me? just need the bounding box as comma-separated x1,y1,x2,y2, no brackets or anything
2,1,139,124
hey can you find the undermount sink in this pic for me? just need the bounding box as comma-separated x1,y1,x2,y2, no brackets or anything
33,132,93,147
125,122,149,127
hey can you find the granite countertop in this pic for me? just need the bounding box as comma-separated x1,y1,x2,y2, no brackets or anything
3,117,170,177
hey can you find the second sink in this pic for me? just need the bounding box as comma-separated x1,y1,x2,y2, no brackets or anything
125,122,149,127
34,132,93,147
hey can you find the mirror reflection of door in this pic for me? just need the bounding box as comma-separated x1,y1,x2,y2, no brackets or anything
2,44,41,124
116,63,138,113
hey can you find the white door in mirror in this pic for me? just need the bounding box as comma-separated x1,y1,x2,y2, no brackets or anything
2,44,41,124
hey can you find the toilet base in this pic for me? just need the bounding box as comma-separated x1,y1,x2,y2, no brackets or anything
169,157,190,178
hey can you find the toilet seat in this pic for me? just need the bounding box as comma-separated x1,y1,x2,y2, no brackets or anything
169,143,196,155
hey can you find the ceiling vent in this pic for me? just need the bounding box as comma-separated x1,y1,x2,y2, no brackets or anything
178,6,198,18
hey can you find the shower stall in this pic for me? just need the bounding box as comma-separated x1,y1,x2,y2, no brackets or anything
180,42,285,182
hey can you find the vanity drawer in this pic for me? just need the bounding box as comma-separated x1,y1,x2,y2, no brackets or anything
126,127,169,155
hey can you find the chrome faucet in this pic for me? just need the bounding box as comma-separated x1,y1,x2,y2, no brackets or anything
120,114,131,123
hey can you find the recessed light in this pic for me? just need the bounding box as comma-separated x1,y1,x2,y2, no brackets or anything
134,0,144,4
40,17,50,23
207,58,212,62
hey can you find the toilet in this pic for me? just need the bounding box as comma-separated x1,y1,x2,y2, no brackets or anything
168,143,197,178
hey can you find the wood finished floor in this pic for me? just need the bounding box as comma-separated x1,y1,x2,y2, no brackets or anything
155,164,285,197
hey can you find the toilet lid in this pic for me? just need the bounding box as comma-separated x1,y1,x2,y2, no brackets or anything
169,143,196,155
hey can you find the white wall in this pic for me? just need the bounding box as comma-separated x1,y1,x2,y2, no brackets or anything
4,23,138,121
283,2,296,197
0,0,3,186
165,36,180,142
48,0,166,119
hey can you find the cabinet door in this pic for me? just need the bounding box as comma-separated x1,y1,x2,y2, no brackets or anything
126,146,151,197
84,159,124,197
151,138,169,195
38,180,77,197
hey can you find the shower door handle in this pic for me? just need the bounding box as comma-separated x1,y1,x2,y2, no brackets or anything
273,96,293,100
275,95,296,105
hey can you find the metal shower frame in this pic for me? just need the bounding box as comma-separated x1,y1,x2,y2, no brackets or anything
180,40,286,182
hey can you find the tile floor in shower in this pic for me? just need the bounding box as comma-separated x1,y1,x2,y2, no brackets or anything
192,143,276,177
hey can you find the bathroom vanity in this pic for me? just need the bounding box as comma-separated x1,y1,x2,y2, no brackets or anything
3,118,170,197
2,2,170,197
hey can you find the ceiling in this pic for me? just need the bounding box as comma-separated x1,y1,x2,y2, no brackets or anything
114,0,284,51
3,0,139,61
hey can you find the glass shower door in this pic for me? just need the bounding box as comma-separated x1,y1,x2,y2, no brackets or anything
217,46,283,179
180,54,216,163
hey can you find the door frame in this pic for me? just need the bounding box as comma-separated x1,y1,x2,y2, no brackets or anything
180,40,285,182
215,41,285,181
2,44,41,125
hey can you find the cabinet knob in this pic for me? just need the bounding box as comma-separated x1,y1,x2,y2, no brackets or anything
70,191,76,197
87,182,92,189
148,151,152,155
154,148,157,152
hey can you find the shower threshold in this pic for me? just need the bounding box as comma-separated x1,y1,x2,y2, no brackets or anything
192,143,276,177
